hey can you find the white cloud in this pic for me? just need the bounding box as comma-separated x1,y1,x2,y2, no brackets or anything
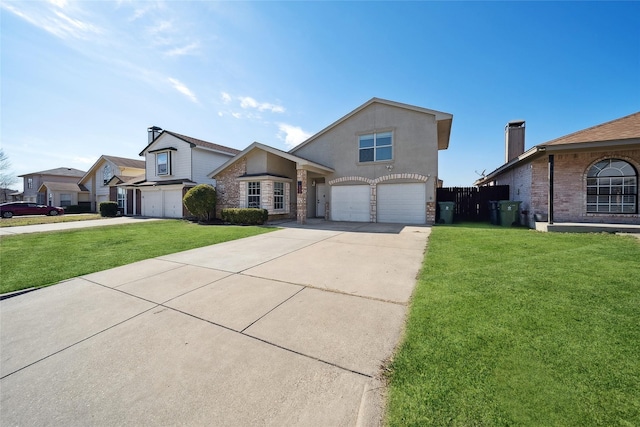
231,112,242,119
48,0,68,8
168,77,198,103
164,42,199,57
220,92,232,103
1,2,102,40
239,96,285,113
278,123,311,149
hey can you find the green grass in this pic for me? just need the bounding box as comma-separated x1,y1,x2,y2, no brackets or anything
0,213,103,227
0,220,275,294
386,224,640,426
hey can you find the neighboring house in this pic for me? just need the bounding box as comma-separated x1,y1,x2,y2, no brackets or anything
475,112,640,227
1,188,20,203
18,167,86,205
132,127,240,218
212,98,453,224
78,155,146,213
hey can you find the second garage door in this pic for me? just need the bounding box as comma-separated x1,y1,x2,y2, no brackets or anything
377,183,426,224
331,185,370,222
163,190,184,218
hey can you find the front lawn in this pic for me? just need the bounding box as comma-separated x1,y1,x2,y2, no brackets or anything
0,213,102,227
0,220,275,294
386,224,639,426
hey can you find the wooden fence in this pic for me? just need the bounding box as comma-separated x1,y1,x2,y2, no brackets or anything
436,186,510,222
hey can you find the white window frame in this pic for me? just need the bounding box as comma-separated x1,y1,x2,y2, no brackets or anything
60,193,72,207
359,131,393,163
586,158,637,214
247,181,261,208
27,178,33,189
274,182,285,211
156,152,171,176
117,187,126,209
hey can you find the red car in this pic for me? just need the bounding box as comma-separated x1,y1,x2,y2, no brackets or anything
0,202,65,218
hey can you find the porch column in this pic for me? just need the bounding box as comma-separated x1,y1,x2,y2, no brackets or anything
296,168,307,224
548,154,554,224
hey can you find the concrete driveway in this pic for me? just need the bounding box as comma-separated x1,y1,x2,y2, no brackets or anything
1,220,430,426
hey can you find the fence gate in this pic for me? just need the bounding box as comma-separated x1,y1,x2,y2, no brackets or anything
436,186,509,222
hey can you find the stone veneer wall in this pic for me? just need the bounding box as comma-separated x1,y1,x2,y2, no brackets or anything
214,158,246,217
530,149,640,224
296,169,307,224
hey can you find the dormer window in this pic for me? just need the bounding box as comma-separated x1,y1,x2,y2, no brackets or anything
103,164,112,185
156,152,171,176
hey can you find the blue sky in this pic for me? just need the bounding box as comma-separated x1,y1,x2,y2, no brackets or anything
2,1,639,191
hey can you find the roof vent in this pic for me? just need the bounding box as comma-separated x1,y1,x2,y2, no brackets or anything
505,120,525,163
147,126,163,144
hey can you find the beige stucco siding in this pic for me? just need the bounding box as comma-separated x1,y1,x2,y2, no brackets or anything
292,103,440,222
292,103,439,180
245,151,268,175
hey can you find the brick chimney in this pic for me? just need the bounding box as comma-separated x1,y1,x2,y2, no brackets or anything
505,120,525,163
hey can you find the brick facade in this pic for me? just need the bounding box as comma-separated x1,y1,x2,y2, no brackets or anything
215,157,246,218
499,149,640,226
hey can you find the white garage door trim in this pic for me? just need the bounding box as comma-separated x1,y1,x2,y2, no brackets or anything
142,190,162,217
163,189,184,218
331,185,370,222
377,183,426,224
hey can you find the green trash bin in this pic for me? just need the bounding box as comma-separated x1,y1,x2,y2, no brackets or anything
498,201,522,226
438,201,455,224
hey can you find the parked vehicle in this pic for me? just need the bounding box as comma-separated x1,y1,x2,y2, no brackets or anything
0,202,65,218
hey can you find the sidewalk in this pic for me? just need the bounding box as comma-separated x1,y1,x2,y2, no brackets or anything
1,221,431,425
0,216,162,236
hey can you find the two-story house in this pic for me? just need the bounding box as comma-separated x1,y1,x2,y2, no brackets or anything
78,155,146,212
19,167,86,206
132,127,240,218
212,98,453,224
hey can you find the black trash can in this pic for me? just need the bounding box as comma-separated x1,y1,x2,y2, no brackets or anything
489,201,499,225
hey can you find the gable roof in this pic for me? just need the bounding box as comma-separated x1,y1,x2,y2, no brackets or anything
18,167,86,178
103,155,145,170
289,97,454,152
37,181,89,193
79,155,146,184
541,111,640,146
209,141,334,178
139,129,241,156
475,111,640,186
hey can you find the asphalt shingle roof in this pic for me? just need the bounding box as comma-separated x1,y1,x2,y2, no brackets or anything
542,112,640,146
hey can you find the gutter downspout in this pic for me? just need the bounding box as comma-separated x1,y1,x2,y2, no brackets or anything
548,154,554,225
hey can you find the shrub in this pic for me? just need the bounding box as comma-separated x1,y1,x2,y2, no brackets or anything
221,208,268,225
183,184,217,222
64,205,92,214
99,201,118,217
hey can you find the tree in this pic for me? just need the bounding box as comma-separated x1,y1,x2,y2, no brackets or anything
183,184,217,222
0,149,18,202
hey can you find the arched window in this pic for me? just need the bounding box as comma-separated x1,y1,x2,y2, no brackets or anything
586,159,637,213
103,164,112,185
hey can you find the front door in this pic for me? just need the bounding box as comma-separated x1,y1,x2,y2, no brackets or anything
316,184,326,217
